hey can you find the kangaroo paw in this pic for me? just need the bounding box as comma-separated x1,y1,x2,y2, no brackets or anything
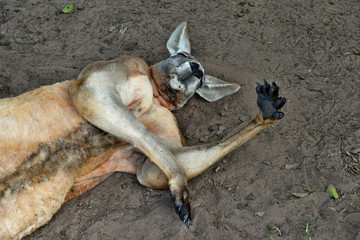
169,184,191,228
256,79,286,120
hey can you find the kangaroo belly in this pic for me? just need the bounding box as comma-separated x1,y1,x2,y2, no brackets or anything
0,81,123,239
0,121,122,239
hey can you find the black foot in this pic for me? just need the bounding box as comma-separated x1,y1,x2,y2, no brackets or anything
170,186,191,228
256,79,286,120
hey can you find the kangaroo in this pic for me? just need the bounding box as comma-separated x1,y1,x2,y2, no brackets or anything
0,22,286,239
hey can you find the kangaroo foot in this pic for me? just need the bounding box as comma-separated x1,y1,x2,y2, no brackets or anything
169,181,191,228
256,79,286,120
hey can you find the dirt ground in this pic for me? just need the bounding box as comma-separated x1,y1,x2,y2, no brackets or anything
1,0,359,239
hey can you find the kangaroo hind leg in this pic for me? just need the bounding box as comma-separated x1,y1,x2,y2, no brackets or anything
65,145,145,202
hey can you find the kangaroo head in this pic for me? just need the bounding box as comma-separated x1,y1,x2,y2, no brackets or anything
151,22,240,109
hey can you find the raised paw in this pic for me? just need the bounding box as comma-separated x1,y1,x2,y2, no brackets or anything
256,79,286,120
169,185,191,228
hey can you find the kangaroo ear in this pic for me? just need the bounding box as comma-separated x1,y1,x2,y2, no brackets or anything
167,22,191,56
196,75,240,102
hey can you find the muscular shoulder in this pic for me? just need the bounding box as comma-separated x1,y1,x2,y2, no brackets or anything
70,56,153,119
78,55,149,80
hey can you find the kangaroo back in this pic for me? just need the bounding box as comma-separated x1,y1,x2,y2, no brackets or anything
0,81,85,179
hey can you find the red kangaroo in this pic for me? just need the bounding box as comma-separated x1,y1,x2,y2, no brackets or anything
0,22,286,239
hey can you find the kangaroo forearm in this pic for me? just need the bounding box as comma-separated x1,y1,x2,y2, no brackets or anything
217,112,275,156
172,112,275,179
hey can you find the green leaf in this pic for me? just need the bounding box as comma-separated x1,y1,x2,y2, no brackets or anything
326,184,339,199
62,3,74,13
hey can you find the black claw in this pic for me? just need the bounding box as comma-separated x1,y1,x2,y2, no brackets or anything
176,204,183,212
268,87,275,98
275,97,286,109
269,82,279,99
256,80,286,120
272,81,278,89
256,82,262,94
185,218,191,228
263,79,270,92
183,213,189,223
274,112,284,119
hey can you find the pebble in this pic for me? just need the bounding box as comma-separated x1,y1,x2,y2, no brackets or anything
219,109,226,117
246,193,255,200
208,124,218,132
240,116,249,122
218,125,226,132
217,125,226,135
264,161,272,166
236,13,244,18
285,163,300,170
109,26,117,33
296,74,305,80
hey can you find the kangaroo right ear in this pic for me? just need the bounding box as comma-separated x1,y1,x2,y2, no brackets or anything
167,22,191,56
196,75,240,102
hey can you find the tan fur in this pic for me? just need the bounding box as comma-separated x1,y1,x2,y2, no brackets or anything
0,56,187,239
0,51,284,239
0,81,85,180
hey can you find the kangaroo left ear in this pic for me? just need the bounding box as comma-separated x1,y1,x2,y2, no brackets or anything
167,22,191,56
196,75,240,102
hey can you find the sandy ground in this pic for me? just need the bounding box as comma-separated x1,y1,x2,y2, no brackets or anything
1,0,359,239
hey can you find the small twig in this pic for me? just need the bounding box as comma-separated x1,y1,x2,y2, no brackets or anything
119,26,128,35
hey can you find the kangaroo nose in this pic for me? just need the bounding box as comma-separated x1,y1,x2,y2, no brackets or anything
189,62,203,79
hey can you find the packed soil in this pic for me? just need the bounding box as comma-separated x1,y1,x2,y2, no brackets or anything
1,0,359,239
